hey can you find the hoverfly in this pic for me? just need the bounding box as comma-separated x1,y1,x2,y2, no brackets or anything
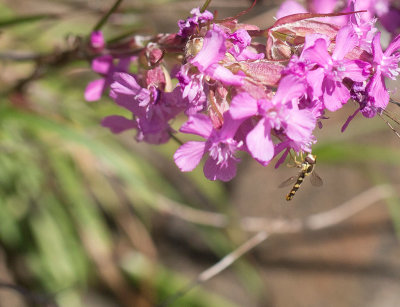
279,152,323,201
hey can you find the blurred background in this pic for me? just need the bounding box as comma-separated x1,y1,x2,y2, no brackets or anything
1,0,400,306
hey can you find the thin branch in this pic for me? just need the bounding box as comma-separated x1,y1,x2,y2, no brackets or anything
155,184,395,233
305,185,392,230
198,231,269,282
156,195,228,227
157,184,395,306
158,231,269,307
242,184,394,233
0,51,43,62
5,41,87,94
93,0,124,32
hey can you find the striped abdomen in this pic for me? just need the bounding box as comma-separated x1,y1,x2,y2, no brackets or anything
285,163,314,201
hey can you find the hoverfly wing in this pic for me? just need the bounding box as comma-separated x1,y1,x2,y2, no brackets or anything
310,171,323,187
278,175,298,188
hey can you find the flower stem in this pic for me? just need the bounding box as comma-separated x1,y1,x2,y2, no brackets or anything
93,0,124,32
169,132,183,145
200,0,212,13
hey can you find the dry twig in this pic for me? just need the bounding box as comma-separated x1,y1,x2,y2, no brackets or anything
157,184,396,306
155,184,394,233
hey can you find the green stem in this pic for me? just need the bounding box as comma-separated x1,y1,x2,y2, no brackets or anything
169,133,183,146
200,0,212,13
92,0,124,32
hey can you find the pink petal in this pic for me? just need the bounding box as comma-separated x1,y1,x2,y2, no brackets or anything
385,33,400,56
205,64,244,86
371,33,384,64
285,109,316,141
274,145,290,169
340,60,370,82
218,112,242,140
230,48,264,61
90,31,105,50
92,55,113,74
306,68,324,98
276,0,307,19
110,72,151,114
101,115,136,133
380,10,400,35
116,56,134,71
333,26,358,60
273,75,305,104
191,25,226,71
367,71,389,109
301,36,331,66
179,114,213,138
84,78,106,101
174,141,206,172
309,0,337,13
246,119,274,165
203,157,237,181
229,92,258,120
111,72,143,95
322,78,350,111
302,34,329,52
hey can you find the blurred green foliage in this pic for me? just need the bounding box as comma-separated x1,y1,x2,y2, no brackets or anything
0,1,261,306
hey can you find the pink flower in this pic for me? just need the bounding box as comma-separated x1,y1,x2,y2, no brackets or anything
178,7,213,38
174,113,242,181
101,115,136,133
176,64,207,115
276,0,307,19
229,76,316,165
190,25,244,86
308,0,338,14
177,24,244,115
84,56,132,102
301,27,370,111
228,29,264,61
90,31,105,51
348,1,377,53
106,72,184,144
366,32,400,109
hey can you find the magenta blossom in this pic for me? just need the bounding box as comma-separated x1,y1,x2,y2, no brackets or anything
176,64,207,115
104,72,184,144
190,25,244,86
177,24,244,115
301,27,370,111
174,113,243,181
228,29,264,61
90,31,105,51
229,76,316,165
276,0,307,19
177,7,213,38
84,56,132,102
366,32,400,109
93,3,400,183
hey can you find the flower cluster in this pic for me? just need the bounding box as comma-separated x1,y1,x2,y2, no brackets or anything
277,0,400,37
85,0,400,181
